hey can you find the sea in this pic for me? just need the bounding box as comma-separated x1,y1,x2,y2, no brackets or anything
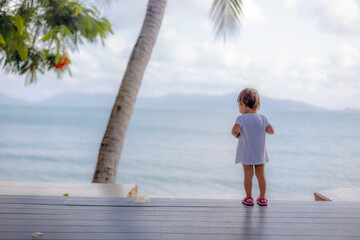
0,105,359,200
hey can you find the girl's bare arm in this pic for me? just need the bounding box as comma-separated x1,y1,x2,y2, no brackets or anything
231,124,241,139
266,124,274,134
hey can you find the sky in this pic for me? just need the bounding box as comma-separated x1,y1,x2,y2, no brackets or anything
0,0,360,110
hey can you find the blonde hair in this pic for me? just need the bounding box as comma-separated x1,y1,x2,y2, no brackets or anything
237,88,261,111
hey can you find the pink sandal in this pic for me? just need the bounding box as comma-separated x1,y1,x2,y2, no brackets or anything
257,197,268,206
242,197,254,206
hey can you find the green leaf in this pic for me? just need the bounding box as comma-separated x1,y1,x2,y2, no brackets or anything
42,31,52,41
102,18,114,34
62,25,71,37
0,33,5,45
209,0,243,40
29,72,36,84
74,6,84,16
0,0,113,83
17,44,28,61
20,67,28,75
86,15,92,30
13,15,24,36
55,38,60,60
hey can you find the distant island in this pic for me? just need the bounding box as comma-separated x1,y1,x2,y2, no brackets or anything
0,91,329,111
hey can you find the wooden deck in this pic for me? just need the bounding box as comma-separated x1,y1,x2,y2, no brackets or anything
1,194,360,240
0,182,138,198
314,188,360,202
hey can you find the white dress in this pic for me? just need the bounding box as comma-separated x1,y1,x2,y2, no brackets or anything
234,113,270,165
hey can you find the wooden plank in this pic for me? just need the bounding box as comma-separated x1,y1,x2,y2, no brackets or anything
1,220,359,231
1,210,360,222
0,182,138,198
130,201,358,208
314,188,360,202
159,206,360,213
161,234,360,240
0,199,67,205
314,192,331,201
0,219,163,227
2,204,359,215
1,217,360,226
157,214,360,222
161,226,360,237
2,195,360,208
2,202,360,214
2,206,359,216
162,221,360,230
0,205,360,217
158,211,360,219
0,194,65,199
0,203,160,210
0,217,359,231
0,213,164,221
1,215,360,225
0,208,161,215
0,232,160,240
149,204,360,210
1,208,358,220
0,204,160,211
0,225,161,233
0,194,353,204
1,225,357,238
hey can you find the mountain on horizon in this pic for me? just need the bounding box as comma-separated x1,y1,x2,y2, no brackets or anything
34,91,116,107
0,92,28,105
135,93,327,112
0,91,328,111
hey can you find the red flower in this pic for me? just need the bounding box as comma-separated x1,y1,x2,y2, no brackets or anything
54,54,70,69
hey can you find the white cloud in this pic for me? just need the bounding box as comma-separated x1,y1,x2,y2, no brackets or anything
314,0,360,33
206,42,252,69
267,56,290,77
183,0,209,12
103,0,147,29
223,53,251,69
291,56,329,88
162,28,179,41
105,36,127,56
287,0,360,34
284,0,298,9
317,0,359,27
334,44,360,68
242,0,266,26
72,51,100,72
296,55,327,70
173,42,199,64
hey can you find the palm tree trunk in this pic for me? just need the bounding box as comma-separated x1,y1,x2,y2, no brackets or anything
92,0,167,183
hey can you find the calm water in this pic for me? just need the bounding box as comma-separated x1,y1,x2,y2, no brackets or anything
0,105,359,200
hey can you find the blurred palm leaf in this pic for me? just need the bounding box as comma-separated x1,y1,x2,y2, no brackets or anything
210,0,243,41
0,0,10,10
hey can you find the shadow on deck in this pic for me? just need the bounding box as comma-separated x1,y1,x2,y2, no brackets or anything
0,194,359,239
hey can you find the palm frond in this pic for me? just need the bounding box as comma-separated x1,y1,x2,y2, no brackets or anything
209,0,243,41
0,0,13,11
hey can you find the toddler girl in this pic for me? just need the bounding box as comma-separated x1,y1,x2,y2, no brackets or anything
231,88,274,206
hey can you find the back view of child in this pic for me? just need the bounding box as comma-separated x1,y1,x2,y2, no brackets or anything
231,88,274,206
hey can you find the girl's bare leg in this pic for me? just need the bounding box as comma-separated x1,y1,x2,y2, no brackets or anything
242,164,254,199
255,164,266,198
